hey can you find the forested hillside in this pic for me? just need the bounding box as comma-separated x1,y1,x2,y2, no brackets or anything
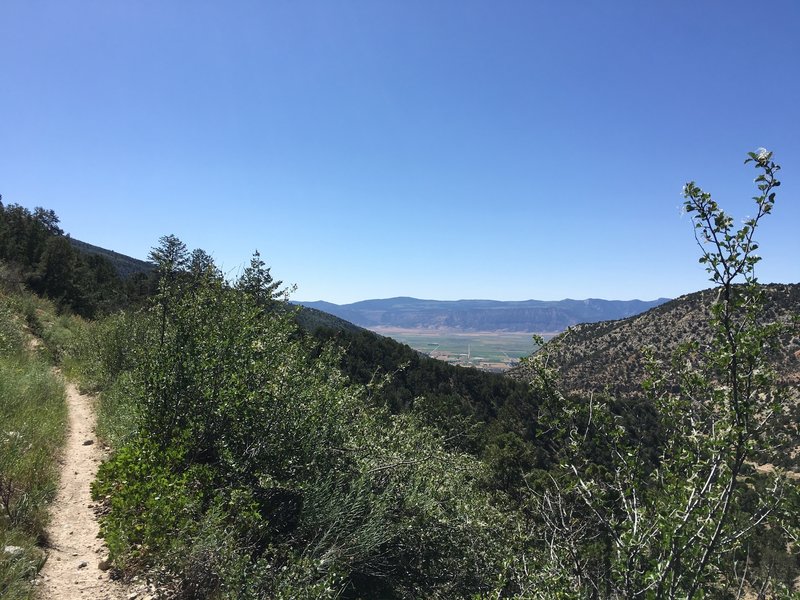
68,238,153,278
0,201,156,317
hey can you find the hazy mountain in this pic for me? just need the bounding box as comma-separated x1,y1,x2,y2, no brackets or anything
295,296,670,332
509,283,800,397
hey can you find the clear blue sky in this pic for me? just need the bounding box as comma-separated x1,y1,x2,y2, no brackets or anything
2,1,798,303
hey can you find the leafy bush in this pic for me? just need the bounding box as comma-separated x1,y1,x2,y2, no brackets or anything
62,310,151,393
92,436,215,573
518,150,799,597
91,246,515,598
93,371,144,448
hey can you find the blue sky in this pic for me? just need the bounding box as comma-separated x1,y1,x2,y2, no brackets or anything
2,1,798,303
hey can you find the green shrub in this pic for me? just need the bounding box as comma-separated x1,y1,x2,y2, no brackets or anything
92,436,215,573
93,371,143,448
63,310,152,393
3,290,86,364
38,312,83,364
91,256,515,598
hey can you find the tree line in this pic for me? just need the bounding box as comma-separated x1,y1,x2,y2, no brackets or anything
0,200,155,317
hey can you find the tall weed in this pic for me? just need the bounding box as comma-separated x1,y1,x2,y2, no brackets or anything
63,311,151,445
0,303,25,355
0,357,66,533
0,294,67,599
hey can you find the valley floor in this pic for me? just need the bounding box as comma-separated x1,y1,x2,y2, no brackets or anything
369,327,551,371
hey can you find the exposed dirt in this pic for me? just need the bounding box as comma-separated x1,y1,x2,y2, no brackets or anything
36,381,126,600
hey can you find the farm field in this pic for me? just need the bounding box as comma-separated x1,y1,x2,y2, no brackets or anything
370,327,553,371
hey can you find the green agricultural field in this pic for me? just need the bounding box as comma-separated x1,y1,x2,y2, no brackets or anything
370,327,550,371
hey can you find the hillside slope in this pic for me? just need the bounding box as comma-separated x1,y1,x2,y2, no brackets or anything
293,304,365,334
509,283,800,397
68,238,153,278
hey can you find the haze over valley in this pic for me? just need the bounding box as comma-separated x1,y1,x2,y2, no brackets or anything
298,296,670,369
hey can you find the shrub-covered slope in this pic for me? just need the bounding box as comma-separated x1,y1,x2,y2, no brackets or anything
81,248,524,599
509,283,800,397
0,289,68,600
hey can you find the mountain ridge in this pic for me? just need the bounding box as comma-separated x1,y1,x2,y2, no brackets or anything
68,237,153,278
295,296,671,332
508,282,800,397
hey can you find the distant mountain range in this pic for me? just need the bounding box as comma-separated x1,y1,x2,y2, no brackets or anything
63,237,674,336
295,296,670,333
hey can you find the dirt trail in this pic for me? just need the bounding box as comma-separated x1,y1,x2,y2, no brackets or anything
36,381,125,600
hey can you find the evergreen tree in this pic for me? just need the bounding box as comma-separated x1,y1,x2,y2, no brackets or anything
235,250,286,306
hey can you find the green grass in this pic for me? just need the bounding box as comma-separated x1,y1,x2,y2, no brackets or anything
59,311,148,446
0,294,67,599
371,328,548,369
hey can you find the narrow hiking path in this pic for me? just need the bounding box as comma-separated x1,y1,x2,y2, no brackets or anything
36,380,127,600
